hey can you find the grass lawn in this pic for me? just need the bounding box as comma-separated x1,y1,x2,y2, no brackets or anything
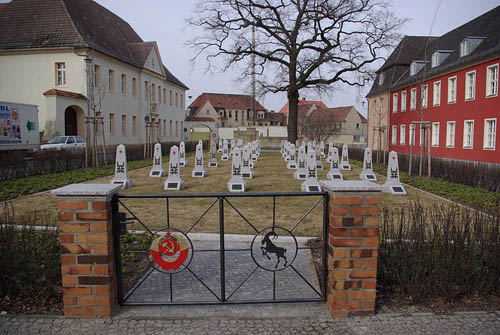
7,151,451,236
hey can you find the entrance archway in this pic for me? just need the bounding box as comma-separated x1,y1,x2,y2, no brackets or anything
64,107,77,136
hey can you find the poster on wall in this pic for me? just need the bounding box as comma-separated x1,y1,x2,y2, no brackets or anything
0,105,21,144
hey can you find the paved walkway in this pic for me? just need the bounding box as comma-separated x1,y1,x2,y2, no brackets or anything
1,310,499,334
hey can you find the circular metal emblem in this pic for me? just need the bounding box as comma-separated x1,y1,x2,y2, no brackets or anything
149,228,193,274
250,226,298,272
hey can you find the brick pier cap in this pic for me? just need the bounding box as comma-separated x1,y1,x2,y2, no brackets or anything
52,183,121,318
319,180,382,318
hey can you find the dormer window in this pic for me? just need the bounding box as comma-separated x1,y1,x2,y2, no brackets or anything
431,51,452,68
152,57,155,68
460,37,484,57
378,72,385,85
410,61,426,76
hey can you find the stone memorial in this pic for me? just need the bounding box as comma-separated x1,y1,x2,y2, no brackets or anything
315,144,324,170
179,141,188,167
221,139,230,161
287,143,297,169
149,143,165,178
360,148,377,181
227,147,246,192
320,141,326,158
326,143,334,163
280,140,285,155
229,139,235,157
284,141,290,161
218,138,223,153
294,145,307,180
301,148,322,192
237,139,243,148
341,144,351,170
209,140,219,167
164,145,185,190
383,151,407,195
241,145,253,178
191,142,207,177
326,147,343,180
111,144,133,188
250,141,258,162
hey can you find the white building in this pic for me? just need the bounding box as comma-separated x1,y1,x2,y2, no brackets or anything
0,0,188,144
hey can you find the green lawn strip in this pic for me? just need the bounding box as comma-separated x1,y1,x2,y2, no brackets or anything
0,152,195,202
352,160,500,209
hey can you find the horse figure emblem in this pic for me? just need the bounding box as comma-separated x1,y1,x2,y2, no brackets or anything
261,231,287,268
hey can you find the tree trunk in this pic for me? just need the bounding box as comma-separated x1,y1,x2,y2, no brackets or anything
287,90,299,143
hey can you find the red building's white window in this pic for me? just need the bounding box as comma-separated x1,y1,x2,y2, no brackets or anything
446,121,455,148
392,93,398,113
410,88,417,110
431,122,439,147
448,76,457,103
484,119,496,150
433,81,441,106
409,124,416,146
486,64,498,97
463,120,474,149
465,71,476,100
400,125,406,145
391,125,397,145
401,91,407,112
421,85,428,108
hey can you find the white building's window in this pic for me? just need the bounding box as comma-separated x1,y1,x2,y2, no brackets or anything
152,83,156,101
109,113,115,136
463,120,474,149
484,118,496,150
121,115,127,136
132,116,137,136
410,88,417,110
108,69,114,92
448,76,457,103
399,125,406,145
94,65,101,87
132,77,137,97
486,64,498,97
163,88,167,104
409,124,416,146
431,52,439,68
432,122,439,147
433,81,441,106
401,91,407,112
158,86,162,103
465,70,476,100
55,62,66,86
392,93,398,113
446,121,455,148
421,84,428,108
391,125,397,145
121,74,127,95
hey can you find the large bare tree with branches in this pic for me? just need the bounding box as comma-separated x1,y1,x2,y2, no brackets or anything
187,0,405,143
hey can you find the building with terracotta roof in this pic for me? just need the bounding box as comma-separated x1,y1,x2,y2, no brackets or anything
187,93,282,128
298,105,367,144
277,98,329,126
0,0,188,144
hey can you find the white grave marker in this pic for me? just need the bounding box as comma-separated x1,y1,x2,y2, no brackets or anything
327,147,343,180
284,142,291,161
179,141,188,167
280,140,285,156
287,143,297,169
237,139,243,148
383,151,407,195
164,145,184,190
111,144,133,188
294,146,307,180
320,141,326,158
315,144,324,170
301,148,322,192
209,140,219,167
360,148,377,181
227,147,246,192
250,141,258,162
149,143,165,178
221,139,230,161
218,139,223,153
191,142,207,177
326,143,334,163
341,144,351,170
229,139,235,157
241,145,253,178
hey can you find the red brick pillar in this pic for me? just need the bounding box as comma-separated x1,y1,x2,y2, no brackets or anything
321,180,382,318
53,184,121,318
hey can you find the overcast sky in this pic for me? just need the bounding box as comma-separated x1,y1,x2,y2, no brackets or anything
3,0,499,115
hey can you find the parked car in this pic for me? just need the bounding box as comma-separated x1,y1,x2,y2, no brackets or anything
40,136,86,150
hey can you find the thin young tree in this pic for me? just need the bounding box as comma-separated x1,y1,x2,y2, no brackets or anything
187,0,405,143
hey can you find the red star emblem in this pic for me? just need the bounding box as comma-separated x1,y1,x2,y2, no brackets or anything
173,151,176,155
119,150,123,154
235,153,238,156
392,156,395,160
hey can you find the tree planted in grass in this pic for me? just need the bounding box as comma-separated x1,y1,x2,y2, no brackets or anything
187,0,405,143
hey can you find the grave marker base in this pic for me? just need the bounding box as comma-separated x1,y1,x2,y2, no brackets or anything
341,164,351,171
287,164,297,169
242,172,253,178
327,172,344,180
301,182,322,192
111,179,132,189
164,180,185,190
294,172,306,180
221,155,229,161
192,170,207,178
149,169,165,178
316,164,324,170
227,182,245,192
383,183,407,195
360,173,377,181
208,162,218,167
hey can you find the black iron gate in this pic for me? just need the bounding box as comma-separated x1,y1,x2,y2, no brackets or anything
112,192,328,305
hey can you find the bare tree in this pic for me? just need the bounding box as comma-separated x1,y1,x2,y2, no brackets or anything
298,111,341,142
187,0,405,143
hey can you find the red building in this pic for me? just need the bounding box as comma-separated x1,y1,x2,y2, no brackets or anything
387,6,499,164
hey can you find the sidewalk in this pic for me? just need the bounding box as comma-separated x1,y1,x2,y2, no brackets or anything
1,310,499,334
